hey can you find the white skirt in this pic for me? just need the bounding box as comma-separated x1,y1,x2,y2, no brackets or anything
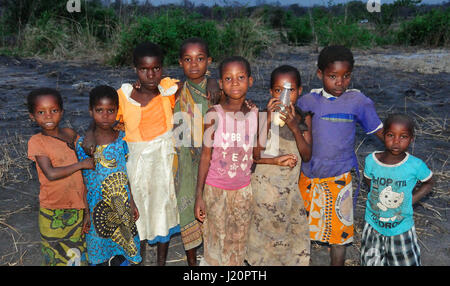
126,131,180,242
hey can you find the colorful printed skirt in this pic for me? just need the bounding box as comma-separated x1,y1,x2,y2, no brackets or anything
201,184,253,266
299,172,354,245
38,207,88,266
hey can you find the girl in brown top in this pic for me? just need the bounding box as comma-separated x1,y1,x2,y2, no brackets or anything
27,88,94,266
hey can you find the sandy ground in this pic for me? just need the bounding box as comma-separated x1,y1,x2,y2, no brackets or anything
0,46,448,267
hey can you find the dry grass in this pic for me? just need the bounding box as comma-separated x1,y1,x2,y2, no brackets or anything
0,205,32,266
0,131,33,186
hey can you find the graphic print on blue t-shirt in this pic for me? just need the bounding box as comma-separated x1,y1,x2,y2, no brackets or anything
368,177,406,228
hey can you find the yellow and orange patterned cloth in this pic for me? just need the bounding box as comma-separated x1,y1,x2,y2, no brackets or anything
299,172,354,245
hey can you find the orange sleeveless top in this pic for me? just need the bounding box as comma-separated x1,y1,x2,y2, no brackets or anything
116,81,176,142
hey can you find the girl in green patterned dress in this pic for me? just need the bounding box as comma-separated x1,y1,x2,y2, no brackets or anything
173,38,221,266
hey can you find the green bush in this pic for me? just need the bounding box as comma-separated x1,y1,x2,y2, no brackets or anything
219,17,274,60
397,8,450,46
283,16,313,45
111,10,272,66
111,9,220,66
20,11,70,56
315,17,375,47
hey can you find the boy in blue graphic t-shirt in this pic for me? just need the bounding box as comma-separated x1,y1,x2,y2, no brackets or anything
361,114,433,266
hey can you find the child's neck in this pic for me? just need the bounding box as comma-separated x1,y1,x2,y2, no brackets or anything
222,96,248,113
377,150,407,165
187,76,206,85
41,127,61,138
132,87,159,107
42,127,75,145
94,126,118,145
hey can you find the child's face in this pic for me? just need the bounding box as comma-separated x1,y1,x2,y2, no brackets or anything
219,61,253,100
135,56,163,92
89,97,118,130
179,43,212,84
317,61,352,97
270,73,302,105
384,122,413,156
29,95,63,133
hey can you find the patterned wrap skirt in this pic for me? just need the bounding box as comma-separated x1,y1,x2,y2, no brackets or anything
200,184,253,266
299,172,354,245
39,207,88,266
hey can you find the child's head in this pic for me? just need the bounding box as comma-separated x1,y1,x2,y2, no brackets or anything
27,88,64,132
317,45,354,97
179,37,212,84
218,56,253,100
270,65,302,105
133,42,164,92
382,113,415,155
89,85,119,130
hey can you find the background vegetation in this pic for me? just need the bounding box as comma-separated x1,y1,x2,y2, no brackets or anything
0,0,448,65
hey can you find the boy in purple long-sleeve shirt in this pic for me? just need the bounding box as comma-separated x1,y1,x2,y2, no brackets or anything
297,45,384,266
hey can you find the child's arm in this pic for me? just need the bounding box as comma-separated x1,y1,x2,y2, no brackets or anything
412,177,433,205
206,78,222,105
195,144,211,223
82,192,90,234
35,155,94,181
363,177,371,189
255,154,298,168
128,182,139,222
283,103,312,162
253,109,298,167
194,109,216,223
374,127,384,142
81,120,96,156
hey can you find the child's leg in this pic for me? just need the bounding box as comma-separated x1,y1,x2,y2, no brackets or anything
139,240,146,265
186,248,197,266
330,244,346,266
157,242,169,266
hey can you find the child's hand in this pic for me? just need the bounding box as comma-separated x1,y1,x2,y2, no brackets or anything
275,154,298,168
266,97,282,113
130,199,139,222
206,78,222,105
281,103,300,132
194,196,206,223
245,99,257,110
82,129,96,157
113,121,125,132
81,157,95,170
132,80,141,90
82,210,91,234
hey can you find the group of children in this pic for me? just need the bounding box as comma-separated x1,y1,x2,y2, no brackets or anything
26,38,433,266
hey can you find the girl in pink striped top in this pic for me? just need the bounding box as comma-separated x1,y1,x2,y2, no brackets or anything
194,56,258,266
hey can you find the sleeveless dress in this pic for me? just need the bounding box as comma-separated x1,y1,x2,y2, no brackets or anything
201,104,258,266
76,131,141,265
246,122,311,265
117,82,180,244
